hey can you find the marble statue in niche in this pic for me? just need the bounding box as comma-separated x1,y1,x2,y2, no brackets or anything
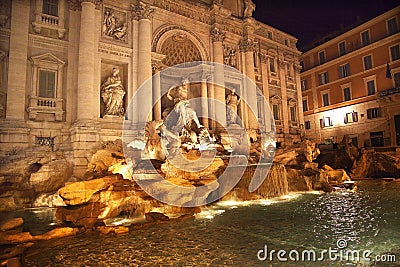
226,88,241,125
103,8,127,41
101,67,126,117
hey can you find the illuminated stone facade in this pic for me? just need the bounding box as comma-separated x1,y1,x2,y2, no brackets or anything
0,0,303,176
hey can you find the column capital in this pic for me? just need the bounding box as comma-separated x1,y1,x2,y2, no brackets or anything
152,60,165,74
278,58,286,68
131,1,154,21
210,27,225,43
239,38,256,52
294,63,302,73
259,53,268,64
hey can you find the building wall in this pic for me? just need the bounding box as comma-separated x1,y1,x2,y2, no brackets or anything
0,0,303,176
301,6,400,147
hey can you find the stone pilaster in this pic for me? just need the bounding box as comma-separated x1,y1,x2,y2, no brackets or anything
260,54,271,132
294,63,304,127
152,60,163,121
211,27,227,129
201,73,209,128
6,0,30,120
240,38,258,129
207,75,216,131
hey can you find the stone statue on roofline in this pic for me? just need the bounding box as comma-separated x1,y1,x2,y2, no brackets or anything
244,0,255,18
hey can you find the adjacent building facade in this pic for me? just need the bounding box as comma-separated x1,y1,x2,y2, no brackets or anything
0,0,303,176
301,6,400,147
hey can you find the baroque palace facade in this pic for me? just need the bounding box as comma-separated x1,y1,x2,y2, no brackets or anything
0,0,303,176
301,6,400,148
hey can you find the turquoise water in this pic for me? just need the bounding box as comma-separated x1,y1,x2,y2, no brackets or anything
21,180,400,266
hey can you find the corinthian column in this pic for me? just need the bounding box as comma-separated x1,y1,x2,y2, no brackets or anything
211,27,227,129
240,38,258,129
76,0,100,121
132,2,154,124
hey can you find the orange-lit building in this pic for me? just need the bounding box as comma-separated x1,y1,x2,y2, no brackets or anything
300,6,400,147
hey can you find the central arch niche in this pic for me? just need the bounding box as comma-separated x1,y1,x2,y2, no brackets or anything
160,33,202,66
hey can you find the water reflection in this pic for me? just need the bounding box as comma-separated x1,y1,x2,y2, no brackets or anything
21,181,400,266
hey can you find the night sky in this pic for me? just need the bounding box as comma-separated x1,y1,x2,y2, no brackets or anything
252,0,400,51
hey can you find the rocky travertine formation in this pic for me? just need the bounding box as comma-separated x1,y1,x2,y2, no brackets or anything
352,149,400,178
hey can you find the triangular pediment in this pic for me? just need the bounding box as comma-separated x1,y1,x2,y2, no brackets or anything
270,95,282,104
30,53,66,66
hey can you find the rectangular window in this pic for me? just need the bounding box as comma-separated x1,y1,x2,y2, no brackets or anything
338,41,346,56
300,60,304,71
361,30,370,46
338,63,351,78
267,31,273,39
390,44,400,61
301,79,308,91
272,104,280,120
318,51,326,64
318,72,329,85
363,55,373,70
343,87,351,101
367,80,376,95
394,72,400,88
270,58,276,73
322,93,329,106
38,70,56,98
367,108,382,119
305,121,311,130
290,106,296,122
43,0,58,16
320,117,333,128
387,17,399,35
344,112,358,124
302,99,309,112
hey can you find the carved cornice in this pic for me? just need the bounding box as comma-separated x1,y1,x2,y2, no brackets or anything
68,0,102,10
131,1,154,20
98,42,132,58
239,38,256,52
29,34,68,52
210,27,225,43
153,0,211,25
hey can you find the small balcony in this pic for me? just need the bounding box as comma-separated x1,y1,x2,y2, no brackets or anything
32,12,66,39
27,96,64,121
